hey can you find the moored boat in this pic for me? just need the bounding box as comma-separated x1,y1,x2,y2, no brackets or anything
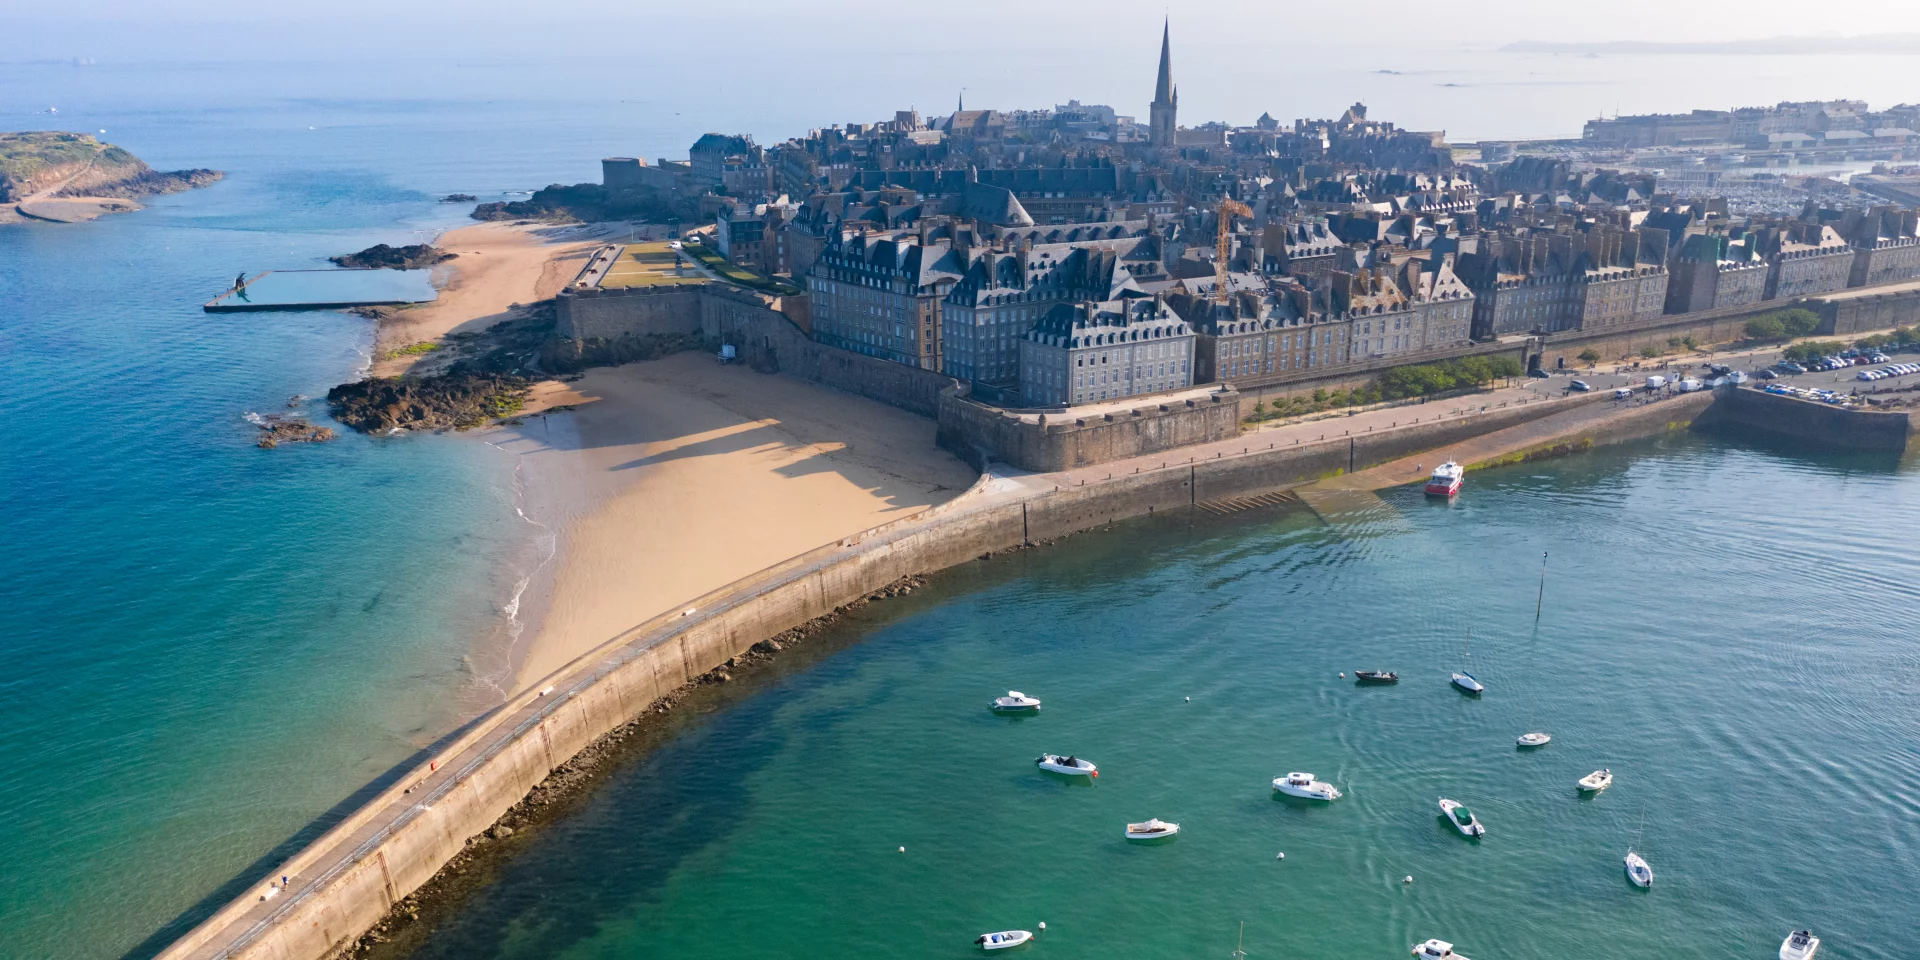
1412,938,1470,959
1578,769,1613,792
1779,929,1820,960
976,930,1033,951
1516,731,1551,747
1035,753,1097,777
1438,798,1484,837
991,690,1042,713
1354,670,1399,684
1272,771,1342,800
1124,818,1179,841
1425,461,1464,497
1450,671,1484,694
1624,848,1653,888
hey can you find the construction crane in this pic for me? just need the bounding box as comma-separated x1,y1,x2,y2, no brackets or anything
1213,197,1253,304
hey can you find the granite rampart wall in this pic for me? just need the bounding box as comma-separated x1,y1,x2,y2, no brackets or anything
1696,386,1913,451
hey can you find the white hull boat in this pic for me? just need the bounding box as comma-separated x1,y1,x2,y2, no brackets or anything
1516,732,1551,747
991,691,1041,712
976,930,1033,951
1272,772,1342,800
1124,818,1179,841
1425,461,1464,497
1779,929,1820,960
1578,769,1612,792
1035,754,1097,777
1451,672,1484,694
1438,798,1484,837
1624,849,1653,888
1412,938,1470,959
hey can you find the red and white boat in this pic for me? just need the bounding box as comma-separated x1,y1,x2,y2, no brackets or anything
1424,461,1463,497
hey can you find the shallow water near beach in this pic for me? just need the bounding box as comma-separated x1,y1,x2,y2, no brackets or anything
389,432,1920,960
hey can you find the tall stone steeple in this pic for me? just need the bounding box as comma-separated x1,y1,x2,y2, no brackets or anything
1149,19,1177,147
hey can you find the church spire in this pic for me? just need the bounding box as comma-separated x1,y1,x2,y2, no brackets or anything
1153,19,1174,106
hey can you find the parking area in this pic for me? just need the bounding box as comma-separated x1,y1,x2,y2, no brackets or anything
1522,343,1920,401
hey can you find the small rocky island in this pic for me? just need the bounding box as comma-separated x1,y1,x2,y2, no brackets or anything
329,243,457,270
1,131,222,224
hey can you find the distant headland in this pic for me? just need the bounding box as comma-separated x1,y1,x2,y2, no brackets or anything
0,131,222,224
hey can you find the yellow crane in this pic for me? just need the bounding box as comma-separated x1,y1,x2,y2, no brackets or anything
1213,197,1253,304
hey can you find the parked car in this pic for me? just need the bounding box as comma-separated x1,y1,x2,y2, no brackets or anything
1870,353,1892,363
1779,361,1808,374
1727,371,1749,384
1677,378,1704,393
1613,387,1634,400
1528,369,1552,379
1645,375,1668,390
1857,371,1877,381
1569,379,1592,392
1755,369,1779,380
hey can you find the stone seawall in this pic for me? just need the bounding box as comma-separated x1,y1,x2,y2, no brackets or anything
936,389,1243,472
1697,386,1913,451
153,387,1724,960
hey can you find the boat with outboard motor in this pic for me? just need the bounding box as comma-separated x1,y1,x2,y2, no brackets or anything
1516,731,1551,747
990,691,1041,713
1124,818,1179,841
1578,769,1613,792
1355,670,1399,684
1035,754,1097,777
1779,929,1820,960
1438,798,1484,837
1272,771,1342,800
1425,461,1464,497
976,930,1033,951
1412,938,1470,959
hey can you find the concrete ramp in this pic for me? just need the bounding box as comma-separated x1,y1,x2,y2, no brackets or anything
1291,483,1410,534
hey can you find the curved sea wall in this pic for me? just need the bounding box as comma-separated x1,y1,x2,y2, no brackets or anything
155,389,1661,960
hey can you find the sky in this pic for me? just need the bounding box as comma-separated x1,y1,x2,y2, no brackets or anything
8,1,1920,143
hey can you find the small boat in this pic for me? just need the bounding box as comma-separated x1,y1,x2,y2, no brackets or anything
1450,672,1484,694
1124,818,1179,841
1624,848,1653,888
991,691,1042,713
1354,670,1399,684
1779,929,1820,960
1578,769,1613,792
1516,731,1551,748
1035,754,1097,777
1438,798,1484,837
1272,772,1343,801
1425,461,1464,497
975,930,1033,951
1412,938,1470,959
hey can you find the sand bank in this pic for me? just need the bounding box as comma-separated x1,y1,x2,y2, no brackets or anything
483,352,977,691
369,221,622,377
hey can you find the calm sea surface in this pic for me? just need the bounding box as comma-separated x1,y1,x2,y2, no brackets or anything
3,51,1919,960
384,433,1920,960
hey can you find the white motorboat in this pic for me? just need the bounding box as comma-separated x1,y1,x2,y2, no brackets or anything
976,930,1033,951
1412,938,1470,959
1035,753,1097,777
1516,732,1551,747
1425,461,1464,496
1272,771,1342,800
1624,848,1652,887
991,691,1042,713
1451,671,1484,694
1779,929,1820,960
1438,798,1484,837
1578,769,1613,792
1124,818,1179,841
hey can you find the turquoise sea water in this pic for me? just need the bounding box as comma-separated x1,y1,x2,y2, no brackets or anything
386,433,1920,960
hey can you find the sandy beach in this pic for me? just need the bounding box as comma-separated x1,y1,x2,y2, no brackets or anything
369,220,619,377
482,353,977,692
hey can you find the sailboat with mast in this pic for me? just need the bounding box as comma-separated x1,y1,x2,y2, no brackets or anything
1451,636,1484,694
1624,804,1653,888
1517,552,1550,744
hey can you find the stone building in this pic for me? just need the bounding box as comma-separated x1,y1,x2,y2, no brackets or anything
1666,235,1767,314
1149,21,1178,148
1845,208,1920,287
805,229,965,370
1758,224,1853,300
1019,295,1195,407
689,133,757,187
1167,276,1301,383
941,237,1159,386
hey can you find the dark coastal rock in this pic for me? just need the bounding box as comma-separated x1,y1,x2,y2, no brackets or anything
439,193,478,203
251,414,336,448
326,372,531,432
470,182,686,223
329,243,457,270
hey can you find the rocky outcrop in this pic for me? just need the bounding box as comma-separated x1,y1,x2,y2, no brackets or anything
2,131,222,213
329,243,457,270
56,167,223,200
251,414,336,448
439,193,477,203
326,373,532,432
470,182,684,223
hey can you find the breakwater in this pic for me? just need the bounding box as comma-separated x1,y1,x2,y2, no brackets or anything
153,382,1722,960
1698,386,1915,451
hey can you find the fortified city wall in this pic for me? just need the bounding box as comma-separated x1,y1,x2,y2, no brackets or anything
154,385,1740,960
1696,386,1915,451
